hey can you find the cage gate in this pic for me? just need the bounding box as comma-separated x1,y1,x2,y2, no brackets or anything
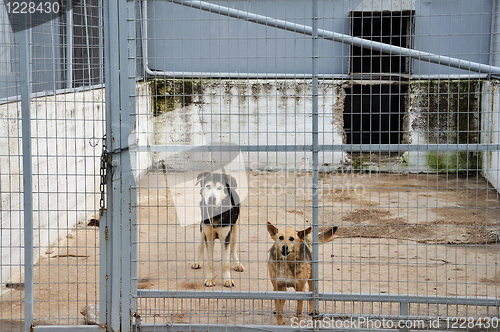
2,0,500,331
133,0,500,331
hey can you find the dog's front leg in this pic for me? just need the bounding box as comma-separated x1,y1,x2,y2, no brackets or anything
230,224,244,272
295,281,306,319
307,279,313,316
191,227,204,269
221,241,234,287
204,238,216,287
274,283,286,325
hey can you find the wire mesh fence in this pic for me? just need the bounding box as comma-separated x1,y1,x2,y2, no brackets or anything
133,1,500,330
0,0,105,330
1,0,500,331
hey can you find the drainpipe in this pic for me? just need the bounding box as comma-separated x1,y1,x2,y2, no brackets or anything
490,0,500,68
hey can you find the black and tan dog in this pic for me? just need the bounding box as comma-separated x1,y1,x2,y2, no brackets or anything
191,172,244,287
267,221,338,325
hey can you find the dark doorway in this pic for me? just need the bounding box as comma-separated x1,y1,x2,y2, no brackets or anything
343,84,408,144
350,11,413,74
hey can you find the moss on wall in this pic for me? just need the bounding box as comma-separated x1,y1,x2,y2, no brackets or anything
426,151,480,173
150,79,203,115
408,79,481,173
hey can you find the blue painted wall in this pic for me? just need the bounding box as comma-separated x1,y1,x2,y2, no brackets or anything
146,0,493,76
413,0,492,76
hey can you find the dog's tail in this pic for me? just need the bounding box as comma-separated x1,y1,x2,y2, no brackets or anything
305,226,338,244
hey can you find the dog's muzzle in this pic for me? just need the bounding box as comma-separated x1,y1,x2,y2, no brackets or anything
280,245,290,257
207,196,217,206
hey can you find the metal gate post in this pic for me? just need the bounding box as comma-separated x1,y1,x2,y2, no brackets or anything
311,0,320,325
126,0,139,321
399,300,410,332
102,0,136,330
102,1,119,327
19,16,33,332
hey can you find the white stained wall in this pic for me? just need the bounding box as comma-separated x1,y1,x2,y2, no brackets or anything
155,80,351,172
482,80,500,190
0,82,151,290
0,88,105,290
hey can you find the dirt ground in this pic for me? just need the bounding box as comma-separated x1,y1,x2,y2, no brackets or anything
2,169,500,327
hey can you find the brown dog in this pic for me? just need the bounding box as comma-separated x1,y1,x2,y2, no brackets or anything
267,221,338,325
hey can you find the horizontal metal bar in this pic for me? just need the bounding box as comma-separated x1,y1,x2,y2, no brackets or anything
319,144,500,152
138,290,311,300
137,290,499,306
410,74,491,80
134,315,500,332
33,326,104,332
134,324,297,332
0,83,105,106
133,144,307,152
133,323,390,332
325,293,499,306
164,0,500,77
145,67,353,79
133,144,500,153
145,68,492,80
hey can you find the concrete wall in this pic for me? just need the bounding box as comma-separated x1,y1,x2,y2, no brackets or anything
152,78,496,176
153,79,350,172
0,82,151,290
401,80,481,172
482,80,500,189
0,88,104,288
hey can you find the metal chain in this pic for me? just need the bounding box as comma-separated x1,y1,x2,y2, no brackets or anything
100,134,109,211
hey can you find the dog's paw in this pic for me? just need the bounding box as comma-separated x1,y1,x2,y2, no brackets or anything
191,262,201,269
204,278,216,287
223,279,234,287
233,263,244,272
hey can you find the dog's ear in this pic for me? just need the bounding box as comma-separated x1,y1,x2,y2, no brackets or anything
223,174,238,189
297,226,312,240
267,221,278,240
196,172,211,186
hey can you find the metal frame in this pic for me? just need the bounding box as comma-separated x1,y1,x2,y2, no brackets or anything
19,12,33,332
101,0,137,331
137,290,500,306
137,144,500,153
135,1,500,331
20,0,134,331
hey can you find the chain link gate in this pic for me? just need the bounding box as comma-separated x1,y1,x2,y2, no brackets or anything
2,0,500,331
